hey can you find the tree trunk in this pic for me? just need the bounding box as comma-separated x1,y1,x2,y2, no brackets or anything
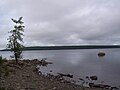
14,52,18,63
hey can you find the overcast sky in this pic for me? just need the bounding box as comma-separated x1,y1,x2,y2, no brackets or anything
0,0,120,49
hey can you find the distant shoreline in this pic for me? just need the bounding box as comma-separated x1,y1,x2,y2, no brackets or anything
1,45,120,51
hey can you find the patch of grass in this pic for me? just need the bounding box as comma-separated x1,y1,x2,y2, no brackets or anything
0,87,6,90
0,56,10,77
0,87,15,90
0,56,10,90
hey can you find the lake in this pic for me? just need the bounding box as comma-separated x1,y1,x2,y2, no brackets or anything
0,49,120,87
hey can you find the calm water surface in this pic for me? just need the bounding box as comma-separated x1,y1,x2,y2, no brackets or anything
0,49,120,86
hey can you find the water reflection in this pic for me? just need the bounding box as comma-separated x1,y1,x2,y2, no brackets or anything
0,49,120,86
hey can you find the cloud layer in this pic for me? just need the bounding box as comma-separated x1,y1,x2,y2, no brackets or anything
0,0,120,49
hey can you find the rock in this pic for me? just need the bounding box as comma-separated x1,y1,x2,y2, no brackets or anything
40,59,53,67
98,52,106,57
52,87,57,90
90,75,98,80
89,83,111,89
57,73,73,78
1,80,5,83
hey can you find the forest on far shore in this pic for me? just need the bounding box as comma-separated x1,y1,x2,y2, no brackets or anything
1,45,120,51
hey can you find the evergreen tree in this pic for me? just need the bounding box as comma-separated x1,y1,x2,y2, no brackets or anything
7,17,24,63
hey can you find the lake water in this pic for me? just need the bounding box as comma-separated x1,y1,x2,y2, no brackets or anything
0,49,120,87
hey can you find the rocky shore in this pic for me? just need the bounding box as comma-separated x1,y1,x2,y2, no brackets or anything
0,59,112,90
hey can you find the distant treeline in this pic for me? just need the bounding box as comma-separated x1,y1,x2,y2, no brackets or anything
1,45,120,51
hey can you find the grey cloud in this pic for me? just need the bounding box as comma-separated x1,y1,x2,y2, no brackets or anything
0,0,120,48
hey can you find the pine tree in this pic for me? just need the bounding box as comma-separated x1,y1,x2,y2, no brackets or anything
7,17,24,63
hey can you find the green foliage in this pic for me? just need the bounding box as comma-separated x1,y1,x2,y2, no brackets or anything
7,17,24,63
0,87,5,90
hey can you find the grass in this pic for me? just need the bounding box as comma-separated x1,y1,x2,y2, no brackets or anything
0,56,9,77
0,56,9,90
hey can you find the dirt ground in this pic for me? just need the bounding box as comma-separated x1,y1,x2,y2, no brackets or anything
0,60,108,90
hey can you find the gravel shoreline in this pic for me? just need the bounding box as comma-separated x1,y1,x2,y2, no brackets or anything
0,60,109,90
